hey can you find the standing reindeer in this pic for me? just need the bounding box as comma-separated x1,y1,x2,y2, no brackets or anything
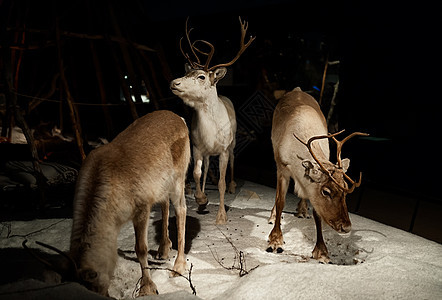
70,110,190,296
268,87,367,263
170,17,255,224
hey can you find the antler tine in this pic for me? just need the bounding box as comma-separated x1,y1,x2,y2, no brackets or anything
22,239,78,279
293,130,344,175
331,131,369,193
331,132,369,167
294,130,367,193
306,130,345,146
207,16,256,71
344,172,362,193
179,37,195,69
179,17,205,69
293,131,346,192
192,39,215,71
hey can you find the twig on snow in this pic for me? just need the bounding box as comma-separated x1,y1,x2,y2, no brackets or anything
134,263,196,297
7,219,67,239
0,222,12,238
208,226,259,277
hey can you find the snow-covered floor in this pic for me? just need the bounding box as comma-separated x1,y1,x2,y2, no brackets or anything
1,180,441,299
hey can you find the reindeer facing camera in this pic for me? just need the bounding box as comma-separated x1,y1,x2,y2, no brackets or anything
171,17,255,224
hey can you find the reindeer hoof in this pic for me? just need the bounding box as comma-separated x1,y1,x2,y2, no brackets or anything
228,181,237,194
216,214,227,225
155,253,167,260
197,203,208,212
312,245,330,264
295,210,311,219
138,280,159,296
265,246,284,253
267,230,284,253
266,246,284,253
169,267,184,278
195,193,208,206
156,241,172,260
216,207,227,224
170,258,186,278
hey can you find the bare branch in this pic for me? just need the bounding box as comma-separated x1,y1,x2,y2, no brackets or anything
136,264,197,296
208,226,259,277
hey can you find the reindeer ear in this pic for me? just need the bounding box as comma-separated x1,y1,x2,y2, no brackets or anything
184,63,193,73
302,159,323,182
211,67,227,84
302,160,314,170
341,158,350,173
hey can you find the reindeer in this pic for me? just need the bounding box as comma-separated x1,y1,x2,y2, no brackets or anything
170,17,255,224
267,87,367,263
69,110,190,296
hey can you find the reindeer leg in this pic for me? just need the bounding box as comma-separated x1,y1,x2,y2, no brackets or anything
170,181,187,277
134,206,158,296
201,155,210,193
216,151,229,224
227,144,236,194
267,169,289,252
295,198,311,218
193,146,208,210
312,208,330,263
156,200,172,260
268,203,277,224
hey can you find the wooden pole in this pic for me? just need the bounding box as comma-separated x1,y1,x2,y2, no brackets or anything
3,47,46,209
108,41,139,120
55,17,86,161
133,49,159,110
90,40,114,137
108,4,145,114
2,28,156,52
139,50,165,101
28,73,59,112
319,55,328,106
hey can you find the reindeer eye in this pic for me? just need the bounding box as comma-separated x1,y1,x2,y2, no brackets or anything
197,75,206,80
321,187,332,198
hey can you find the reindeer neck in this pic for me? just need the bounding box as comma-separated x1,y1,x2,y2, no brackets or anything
70,202,120,263
196,91,226,120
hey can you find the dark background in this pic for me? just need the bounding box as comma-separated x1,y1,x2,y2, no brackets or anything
0,0,440,242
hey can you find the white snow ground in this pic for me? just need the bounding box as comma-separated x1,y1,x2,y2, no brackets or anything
0,180,441,299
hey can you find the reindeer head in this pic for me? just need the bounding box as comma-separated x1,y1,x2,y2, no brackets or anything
22,240,111,296
170,17,255,108
294,130,368,234
170,65,227,108
77,266,111,296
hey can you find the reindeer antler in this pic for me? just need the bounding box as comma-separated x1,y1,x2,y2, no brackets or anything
179,17,203,70
180,17,255,72
331,131,369,192
206,17,256,71
293,130,368,193
23,239,78,280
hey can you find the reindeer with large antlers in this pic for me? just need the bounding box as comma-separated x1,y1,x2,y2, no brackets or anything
170,17,255,224
267,87,368,262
